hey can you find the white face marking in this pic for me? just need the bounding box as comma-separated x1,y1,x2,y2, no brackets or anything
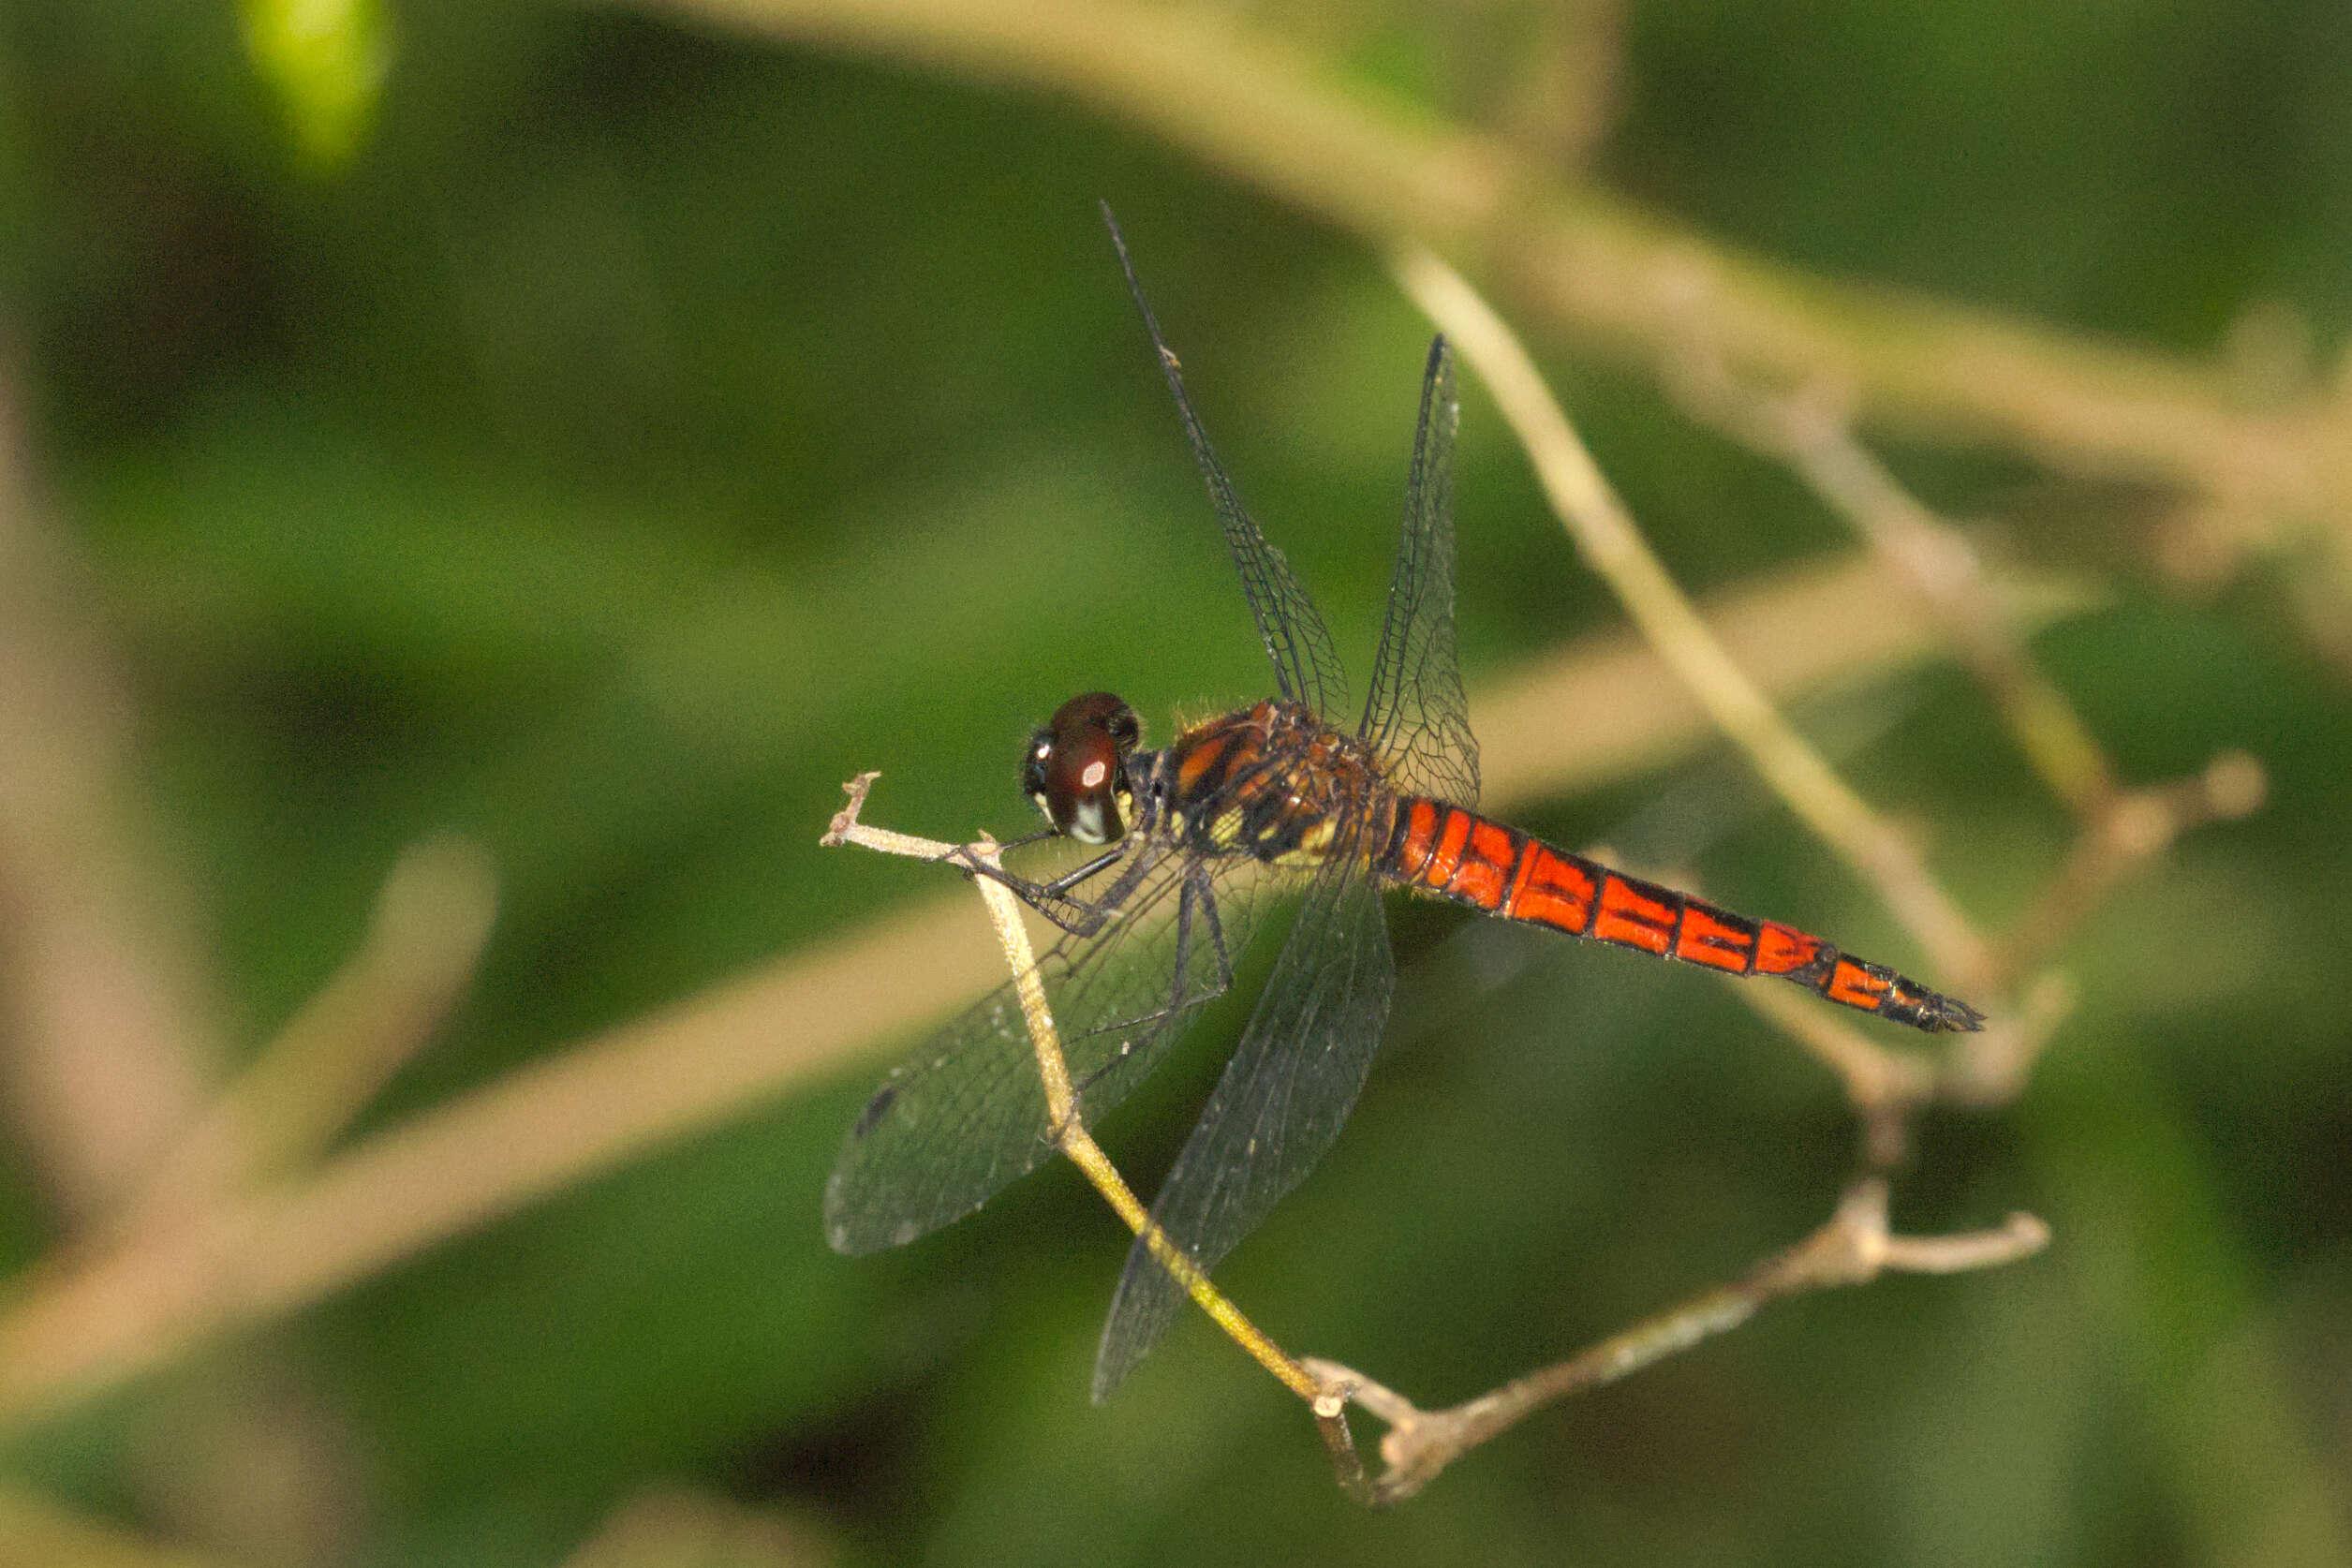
1080,759,1109,790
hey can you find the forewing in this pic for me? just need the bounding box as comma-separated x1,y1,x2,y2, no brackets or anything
1091,852,1396,1398
1359,337,1479,806
824,841,1294,1255
1102,204,1347,720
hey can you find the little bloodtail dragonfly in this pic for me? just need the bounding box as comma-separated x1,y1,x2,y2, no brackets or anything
827,210,1984,1400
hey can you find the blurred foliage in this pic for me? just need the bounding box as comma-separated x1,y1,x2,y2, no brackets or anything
1,0,2349,1564
238,0,392,170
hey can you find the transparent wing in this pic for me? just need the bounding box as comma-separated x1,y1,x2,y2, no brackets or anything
824,838,1297,1255
1102,203,1347,721
1092,848,1396,1398
1359,337,1479,807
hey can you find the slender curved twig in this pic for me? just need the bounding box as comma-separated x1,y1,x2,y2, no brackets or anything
821,775,1373,1500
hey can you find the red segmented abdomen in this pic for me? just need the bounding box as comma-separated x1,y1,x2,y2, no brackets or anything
1376,799,1983,1034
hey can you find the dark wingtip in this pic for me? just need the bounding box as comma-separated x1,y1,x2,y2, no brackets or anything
1881,978,1988,1034
1925,994,1989,1033
851,1083,896,1139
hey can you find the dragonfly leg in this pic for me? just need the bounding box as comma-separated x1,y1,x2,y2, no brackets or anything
1151,865,1240,1017
1193,870,1235,988
1070,867,1240,1102
936,841,1129,936
1025,832,1178,936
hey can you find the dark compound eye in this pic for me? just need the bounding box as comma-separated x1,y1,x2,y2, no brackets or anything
1021,691,1141,844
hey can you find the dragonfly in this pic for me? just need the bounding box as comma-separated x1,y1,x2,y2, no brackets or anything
826,211,1984,1400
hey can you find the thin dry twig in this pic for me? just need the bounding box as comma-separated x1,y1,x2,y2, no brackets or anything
0,1479,237,1568
1726,978,1936,1168
123,836,498,1226
821,775,1374,1500
1667,356,2119,817
1657,354,2271,1104
1397,256,2268,1161
0,364,221,1220
1305,1179,2049,1503
1395,245,1992,995
0,354,320,1568
1928,753,2257,1105
559,1485,832,1568
1989,752,2266,988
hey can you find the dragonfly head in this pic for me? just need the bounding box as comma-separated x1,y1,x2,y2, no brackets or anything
1023,691,1142,844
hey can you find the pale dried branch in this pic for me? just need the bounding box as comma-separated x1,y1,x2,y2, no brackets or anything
121,836,498,1226
1659,357,2272,1108
1995,750,2265,989
559,1485,834,1568
0,362,221,1220
1468,552,2089,811
1944,740,2256,1108
1937,968,2079,1111
0,352,365,1568
648,0,2352,540
1726,978,1935,1168
1305,1178,2049,1503
829,776,2049,1508
1947,750,2267,1106
0,877,1013,1434
0,1479,237,1568
1667,354,2121,818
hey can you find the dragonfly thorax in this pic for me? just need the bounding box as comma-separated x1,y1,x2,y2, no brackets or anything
1166,700,1396,866
1023,691,1144,844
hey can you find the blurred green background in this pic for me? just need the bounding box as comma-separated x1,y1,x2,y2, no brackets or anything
3,0,2350,1563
